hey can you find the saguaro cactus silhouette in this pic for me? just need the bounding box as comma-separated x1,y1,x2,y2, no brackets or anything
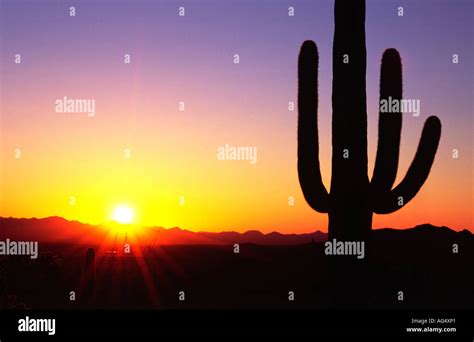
297,0,441,241
81,247,96,304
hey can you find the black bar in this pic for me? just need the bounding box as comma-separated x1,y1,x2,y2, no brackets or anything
0,309,472,338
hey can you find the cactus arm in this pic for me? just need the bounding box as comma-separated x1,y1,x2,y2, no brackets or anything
371,49,403,195
297,40,329,213
374,116,441,214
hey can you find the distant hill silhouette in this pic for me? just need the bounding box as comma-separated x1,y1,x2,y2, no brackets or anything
0,216,470,246
0,216,327,246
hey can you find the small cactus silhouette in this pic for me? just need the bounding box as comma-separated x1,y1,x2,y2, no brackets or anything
81,247,96,304
297,0,441,241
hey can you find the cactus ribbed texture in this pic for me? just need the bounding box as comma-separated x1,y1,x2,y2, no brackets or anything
297,0,441,241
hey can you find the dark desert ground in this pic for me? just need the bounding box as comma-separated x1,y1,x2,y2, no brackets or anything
0,217,472,310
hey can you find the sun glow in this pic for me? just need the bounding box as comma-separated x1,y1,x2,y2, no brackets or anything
111,205,134,224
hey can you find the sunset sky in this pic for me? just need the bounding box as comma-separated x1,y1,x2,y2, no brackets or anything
1,0,472,233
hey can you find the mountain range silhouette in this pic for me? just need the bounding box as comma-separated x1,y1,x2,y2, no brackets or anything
0,216,470,246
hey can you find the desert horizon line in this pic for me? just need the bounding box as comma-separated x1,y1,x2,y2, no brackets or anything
0,215,470,234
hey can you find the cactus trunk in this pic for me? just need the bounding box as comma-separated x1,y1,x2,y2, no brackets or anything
81,247,96,304
329,0,369,240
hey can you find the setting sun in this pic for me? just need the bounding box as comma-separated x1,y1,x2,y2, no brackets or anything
111,206,134,224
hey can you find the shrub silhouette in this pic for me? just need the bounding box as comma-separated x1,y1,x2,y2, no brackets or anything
81,247,96,304
297,0,441,241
